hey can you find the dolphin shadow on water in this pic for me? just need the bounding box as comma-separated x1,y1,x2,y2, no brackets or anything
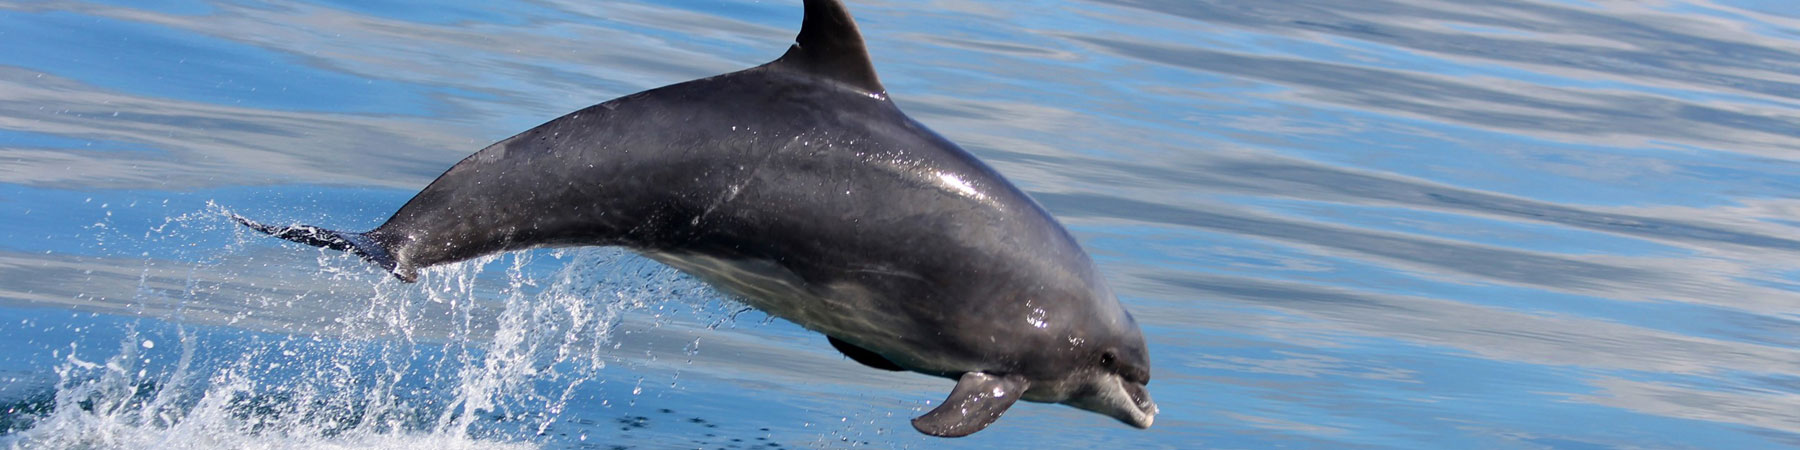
234,0,1154,437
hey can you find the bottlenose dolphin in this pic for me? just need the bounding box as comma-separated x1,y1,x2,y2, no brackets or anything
235,0,1155,437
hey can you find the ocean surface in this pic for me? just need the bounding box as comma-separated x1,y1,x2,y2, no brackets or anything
3,0,1799,448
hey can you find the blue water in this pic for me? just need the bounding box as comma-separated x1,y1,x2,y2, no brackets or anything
3,0,1800,448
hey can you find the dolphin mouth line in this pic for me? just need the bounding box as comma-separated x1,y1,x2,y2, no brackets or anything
1127,397,1158,429
1120,378,1157,429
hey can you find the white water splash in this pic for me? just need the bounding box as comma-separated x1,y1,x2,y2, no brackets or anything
1,208,717,449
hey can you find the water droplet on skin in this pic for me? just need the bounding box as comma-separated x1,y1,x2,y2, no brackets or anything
1026,308,1048,328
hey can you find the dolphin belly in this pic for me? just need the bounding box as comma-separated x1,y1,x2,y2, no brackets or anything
643,251,825,320
643,250,959,372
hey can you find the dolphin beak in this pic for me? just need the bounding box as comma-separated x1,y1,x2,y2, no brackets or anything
1125,382,1157,429
1069,374,1159,429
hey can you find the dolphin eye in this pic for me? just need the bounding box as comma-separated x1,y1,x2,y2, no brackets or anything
1099,351,1116,368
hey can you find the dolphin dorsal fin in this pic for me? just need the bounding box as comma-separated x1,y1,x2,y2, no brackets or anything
772,0,885,95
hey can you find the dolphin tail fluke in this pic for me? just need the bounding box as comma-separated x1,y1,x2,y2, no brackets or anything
230,214,413,282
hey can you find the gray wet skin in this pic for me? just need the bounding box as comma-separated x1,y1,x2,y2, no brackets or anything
235,0,1154,437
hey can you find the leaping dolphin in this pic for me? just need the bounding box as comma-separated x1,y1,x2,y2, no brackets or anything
236,0,1155,437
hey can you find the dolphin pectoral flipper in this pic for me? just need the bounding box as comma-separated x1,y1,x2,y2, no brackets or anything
911,372,1029,438
231,214,408,282
827,336,904,371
